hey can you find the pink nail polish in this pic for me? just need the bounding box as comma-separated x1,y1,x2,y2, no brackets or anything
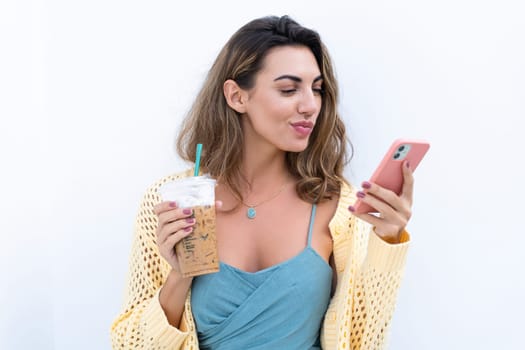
348,205,355,212
169,202,177,208
185,218,195,223
184,227,193,232
362,181,371,189
183,208,192,215
405,161,411,169
357,191,366,198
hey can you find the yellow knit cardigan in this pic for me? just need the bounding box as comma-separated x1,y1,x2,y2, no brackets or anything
111,170,410,349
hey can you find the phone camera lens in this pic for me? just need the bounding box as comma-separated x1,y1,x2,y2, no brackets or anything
398,145,405,152
394,153,400,159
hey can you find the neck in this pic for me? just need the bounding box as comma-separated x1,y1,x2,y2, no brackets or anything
240,141,291,192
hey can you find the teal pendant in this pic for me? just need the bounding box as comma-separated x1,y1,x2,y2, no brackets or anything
247,207,256,219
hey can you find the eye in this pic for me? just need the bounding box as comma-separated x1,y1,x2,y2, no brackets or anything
313,87,325,95
280,89,297,95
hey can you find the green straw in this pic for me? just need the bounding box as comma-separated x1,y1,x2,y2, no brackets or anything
194,143,202,176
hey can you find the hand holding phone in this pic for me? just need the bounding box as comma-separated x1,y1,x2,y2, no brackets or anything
352,139,430,214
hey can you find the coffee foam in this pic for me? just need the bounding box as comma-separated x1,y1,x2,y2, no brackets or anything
158,175,216,207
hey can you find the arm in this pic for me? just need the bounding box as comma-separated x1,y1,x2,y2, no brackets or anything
110,181,194,349
348,161,413,348
159,270,193,327
322,180,411,349
349,220,409,349
323,216,410,350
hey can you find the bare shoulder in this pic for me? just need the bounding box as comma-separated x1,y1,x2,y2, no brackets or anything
315,192,340,227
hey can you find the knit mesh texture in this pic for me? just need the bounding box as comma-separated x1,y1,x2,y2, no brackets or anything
111,170,199,349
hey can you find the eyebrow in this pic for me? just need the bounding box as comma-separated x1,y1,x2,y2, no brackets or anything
274,74,323,83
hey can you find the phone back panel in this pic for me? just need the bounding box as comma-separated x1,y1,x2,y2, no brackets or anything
353,139,430,214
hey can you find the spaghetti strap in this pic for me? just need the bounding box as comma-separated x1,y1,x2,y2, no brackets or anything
307,204,317,247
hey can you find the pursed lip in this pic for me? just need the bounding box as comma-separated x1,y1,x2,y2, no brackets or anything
290,120,314,137
290,120,314,128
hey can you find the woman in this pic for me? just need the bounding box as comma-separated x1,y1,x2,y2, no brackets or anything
111,15,413,349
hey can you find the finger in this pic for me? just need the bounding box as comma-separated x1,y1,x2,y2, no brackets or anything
156,208,194,243
355,190,397,219
351,209,406,239
157,207,194,226
161,227,194,253
358,188,411,223
350,210,383,228
361,181,399,212
400,160,414,205
158,216,196,244
159,228,193,266
154,201,178,215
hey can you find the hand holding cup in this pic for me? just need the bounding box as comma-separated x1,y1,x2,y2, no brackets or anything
154,201,196,273
157,176,220,277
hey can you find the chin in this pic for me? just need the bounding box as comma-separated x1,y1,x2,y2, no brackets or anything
282,141,310,153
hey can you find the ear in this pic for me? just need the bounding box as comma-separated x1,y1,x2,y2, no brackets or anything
223,79,248,114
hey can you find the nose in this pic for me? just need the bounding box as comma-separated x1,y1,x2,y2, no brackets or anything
297,90,321,117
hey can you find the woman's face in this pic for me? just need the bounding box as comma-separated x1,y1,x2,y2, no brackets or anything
241,45,323,153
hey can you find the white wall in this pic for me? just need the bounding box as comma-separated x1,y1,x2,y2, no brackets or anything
1,0,524,349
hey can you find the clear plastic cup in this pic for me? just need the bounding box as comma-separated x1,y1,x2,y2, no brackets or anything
158,176,219,277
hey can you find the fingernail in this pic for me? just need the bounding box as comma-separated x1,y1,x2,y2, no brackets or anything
169,202,177,208
183,208,192,215
405,161,411,169
185,218,195,224
184,226,193,232
357,191,366,198
348,205,355,212
362,181,371,189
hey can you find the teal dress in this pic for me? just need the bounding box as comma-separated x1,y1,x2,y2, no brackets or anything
191,205,333,349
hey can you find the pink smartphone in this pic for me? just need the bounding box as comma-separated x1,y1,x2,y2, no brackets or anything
353,138,430,214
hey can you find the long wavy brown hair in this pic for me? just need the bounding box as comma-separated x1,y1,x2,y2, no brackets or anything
177,15,351,204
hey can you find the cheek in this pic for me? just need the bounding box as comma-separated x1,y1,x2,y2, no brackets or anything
315,95,323,111
252,97,293,121
268,101,293,120
266,95,296,118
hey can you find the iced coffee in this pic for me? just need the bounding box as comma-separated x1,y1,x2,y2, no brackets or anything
175,204,218,277
158,176,219,277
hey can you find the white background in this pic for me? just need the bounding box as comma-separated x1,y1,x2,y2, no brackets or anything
1,0,524,349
